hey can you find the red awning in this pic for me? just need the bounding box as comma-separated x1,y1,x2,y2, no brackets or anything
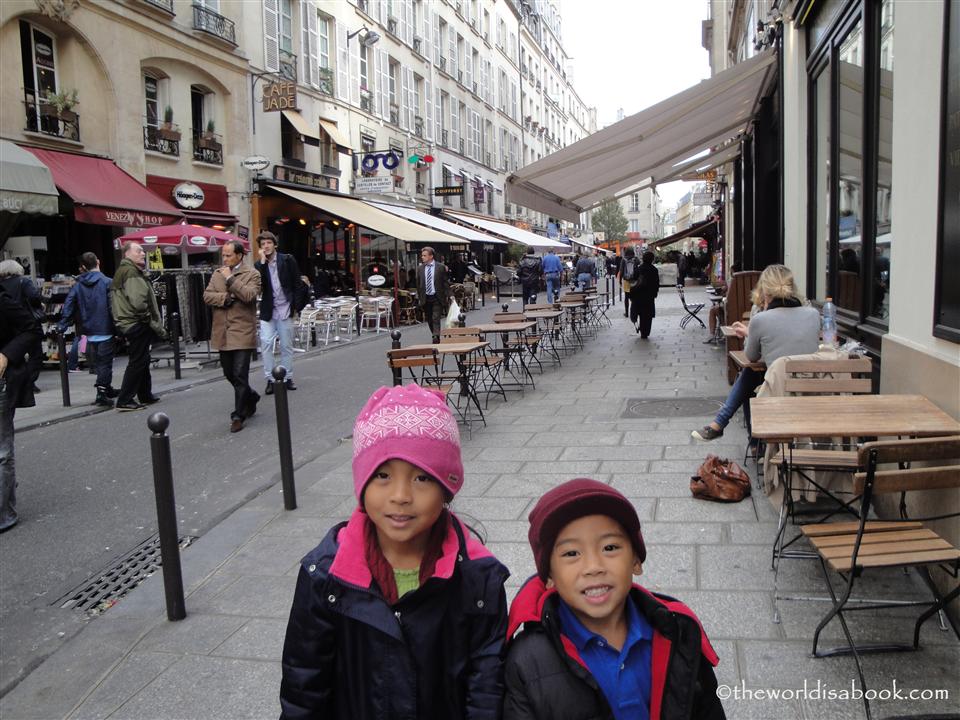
24,148,183,228
144,175,238,226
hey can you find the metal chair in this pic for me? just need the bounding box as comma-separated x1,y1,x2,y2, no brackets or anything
676,284,706,329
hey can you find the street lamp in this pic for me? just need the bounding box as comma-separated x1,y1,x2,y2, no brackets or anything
347,26,381,47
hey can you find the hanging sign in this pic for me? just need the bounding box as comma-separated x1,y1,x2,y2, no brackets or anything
473,185,485,204
262,81,297,111
147,248,164,269
241,155,270,171
172,182,205,209
692,192,715,206
360,151,401,172
367,274,386,287
434,186,463,196
354,176,394,194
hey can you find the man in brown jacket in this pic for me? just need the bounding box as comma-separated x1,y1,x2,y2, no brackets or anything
203,241,262,433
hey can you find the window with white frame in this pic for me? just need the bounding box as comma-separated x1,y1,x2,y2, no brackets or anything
630,193,640,212
279,0,293,53
318,13,330,69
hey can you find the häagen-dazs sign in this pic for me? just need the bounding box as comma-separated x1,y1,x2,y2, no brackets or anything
173,182,205,209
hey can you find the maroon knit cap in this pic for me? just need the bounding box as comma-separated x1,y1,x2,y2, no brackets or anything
527,478,646,581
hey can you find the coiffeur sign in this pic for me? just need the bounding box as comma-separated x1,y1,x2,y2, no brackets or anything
262,82,297,111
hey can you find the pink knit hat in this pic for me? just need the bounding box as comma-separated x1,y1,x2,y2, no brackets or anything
352,384,464,500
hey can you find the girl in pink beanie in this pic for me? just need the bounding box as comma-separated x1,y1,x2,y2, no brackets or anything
280,384,509,720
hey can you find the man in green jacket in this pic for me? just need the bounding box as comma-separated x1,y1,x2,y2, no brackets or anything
110,241,167,411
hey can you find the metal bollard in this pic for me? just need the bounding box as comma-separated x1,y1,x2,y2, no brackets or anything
147,413,186,621
458,312,466,328
271,366,297,510
170,312,182,380
495,276,501,303
390,330,403,386
56,330,71,407
502,303,509,313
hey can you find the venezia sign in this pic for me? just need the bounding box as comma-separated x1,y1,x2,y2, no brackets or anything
262,81,297,112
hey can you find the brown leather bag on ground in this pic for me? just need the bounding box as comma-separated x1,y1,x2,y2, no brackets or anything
690,454,752,502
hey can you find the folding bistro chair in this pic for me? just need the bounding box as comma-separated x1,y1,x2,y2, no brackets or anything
385,347,454,401
676,284,705,329
491,312,537,388
800,436,960,720
440,327,506,408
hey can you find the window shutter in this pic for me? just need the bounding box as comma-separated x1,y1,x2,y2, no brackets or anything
400,66,411,130
263,0,280,72
378,0,387,26
451,98,459,150
448,25,457,79
303,1,319,88
434,16,442,66
349,37,361,107
377,49,390,119
424,77,433,141
435,87,442,142
403,0,413,46
464,44,473,92
472,110,480,159
421,0,431,58
466,110,474,159
336,23,349,101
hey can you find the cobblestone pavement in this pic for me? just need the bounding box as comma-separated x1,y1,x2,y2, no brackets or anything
2,287,956,720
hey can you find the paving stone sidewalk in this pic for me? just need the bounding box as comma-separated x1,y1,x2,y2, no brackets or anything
2,287,956,720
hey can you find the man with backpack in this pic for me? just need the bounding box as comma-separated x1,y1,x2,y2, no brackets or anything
617,246,640,319
630,250,661,338
518,247,542,305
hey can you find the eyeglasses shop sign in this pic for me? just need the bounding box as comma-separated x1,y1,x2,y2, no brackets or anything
172,182,205,209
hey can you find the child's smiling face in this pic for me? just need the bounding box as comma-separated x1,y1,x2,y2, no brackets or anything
547,514,642,636
363,459,446,562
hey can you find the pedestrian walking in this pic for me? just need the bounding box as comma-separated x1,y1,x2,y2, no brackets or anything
255,231,302,395
617,246,638,319
575,251,597,291
279,384,509,719
518,247,542,304
0,260,43,394
630,250,660,339
203,241,261,433
109,242,166,411
56,252,117,407
0,280,43,533
416,246,450,344
541,247,564,303
503,479,724,719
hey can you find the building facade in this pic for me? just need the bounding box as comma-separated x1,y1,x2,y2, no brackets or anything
619,187,662,243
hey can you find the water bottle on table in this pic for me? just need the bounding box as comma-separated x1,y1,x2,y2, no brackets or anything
821,297,837,348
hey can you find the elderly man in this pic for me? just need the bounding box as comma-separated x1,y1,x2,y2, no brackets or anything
416,246,449,344
204,241,261,433
110,241,167,411
0,280,43,532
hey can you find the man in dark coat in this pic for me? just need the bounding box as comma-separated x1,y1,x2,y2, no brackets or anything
57,252,116,407
416,246,450,344
518,247,542,305
255,231,302,394
0,282,43,532
630,250,661,339
0,260,43,394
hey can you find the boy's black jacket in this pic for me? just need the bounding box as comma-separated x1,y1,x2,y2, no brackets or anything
279,509,509,720
503,576,725,720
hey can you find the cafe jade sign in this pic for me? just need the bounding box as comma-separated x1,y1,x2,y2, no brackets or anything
262,81,297,111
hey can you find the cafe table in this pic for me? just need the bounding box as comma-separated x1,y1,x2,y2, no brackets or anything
405,341,489,426
524,310,564,364
729,348,766,373
470,321,538,390
557,301,586,348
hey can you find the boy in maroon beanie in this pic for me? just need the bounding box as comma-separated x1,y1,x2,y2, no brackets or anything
503,478,724,720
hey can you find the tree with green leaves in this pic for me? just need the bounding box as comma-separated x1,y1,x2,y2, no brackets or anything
591,199,628,243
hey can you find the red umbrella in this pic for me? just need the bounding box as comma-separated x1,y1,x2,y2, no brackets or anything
117,223,249,253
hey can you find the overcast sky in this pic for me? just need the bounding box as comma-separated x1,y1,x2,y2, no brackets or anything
558,0,712,208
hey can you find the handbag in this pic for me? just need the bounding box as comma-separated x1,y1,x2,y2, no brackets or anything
690,454,752,502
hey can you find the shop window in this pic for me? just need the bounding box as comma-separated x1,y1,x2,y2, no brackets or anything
936,0,960,341
20,20,72,139
144,74,160,128
872,0,893,322
836,19,864,314
190,85,221,164
281,113,305,167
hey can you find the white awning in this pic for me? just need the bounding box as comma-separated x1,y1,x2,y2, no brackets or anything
505,49,777,222
0,140,59,215
281,110,321,146
445,211,570,250
370,202,507,244
318,118,351,153
269,185,467,244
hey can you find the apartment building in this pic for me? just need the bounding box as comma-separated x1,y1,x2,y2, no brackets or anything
620,187,662,243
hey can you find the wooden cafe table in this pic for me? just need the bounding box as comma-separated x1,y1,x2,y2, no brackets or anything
405,341,489,423
470,321,538,389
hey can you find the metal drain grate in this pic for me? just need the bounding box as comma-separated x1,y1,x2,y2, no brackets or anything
621,397,727,419
56,534,196,615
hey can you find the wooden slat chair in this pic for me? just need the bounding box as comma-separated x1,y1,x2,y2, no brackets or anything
770,357,875,572
724,270,761,384
439,327,506,407
385,348,454,402
800,436,960,720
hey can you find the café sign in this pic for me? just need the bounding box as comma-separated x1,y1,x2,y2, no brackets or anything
273,164,338,191
262,81,297,111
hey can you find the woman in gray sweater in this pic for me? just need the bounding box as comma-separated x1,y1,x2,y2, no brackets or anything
693,265,820,441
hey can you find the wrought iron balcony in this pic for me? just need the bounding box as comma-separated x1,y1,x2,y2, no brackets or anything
192,127,223,164
389,103,399,126
141,0,174,12
317,67,334,96
414,116,424,137
143,123,180,156
192,4,236,45
441,130,449,147
279,49,298,82
23,95,80,142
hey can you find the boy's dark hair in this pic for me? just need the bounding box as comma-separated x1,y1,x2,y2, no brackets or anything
79,252,98,270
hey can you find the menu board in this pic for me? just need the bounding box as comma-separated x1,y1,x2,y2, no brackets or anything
936,0,960,341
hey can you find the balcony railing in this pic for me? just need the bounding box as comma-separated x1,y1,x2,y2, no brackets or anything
192,127,223,164
143,123,180,156
23,96,80,142
142,0,174,12
441,130,448,147
318,67,334,96
360,89,373,113
192,4,236,45
279,48,298,82
414,116,424,137
389,103,399,126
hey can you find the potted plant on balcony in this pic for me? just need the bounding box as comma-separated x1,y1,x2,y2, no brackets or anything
41,88,79,122
159,105,181,142
198,119,220,150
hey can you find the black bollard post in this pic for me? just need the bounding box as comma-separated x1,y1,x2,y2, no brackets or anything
171,312,182,380
502,303,509,313
390,330,403,386
271,366,297,510
495,276,500,303
147,413,186,621
480,278,486,307
458,312,466,328
56,330,71,407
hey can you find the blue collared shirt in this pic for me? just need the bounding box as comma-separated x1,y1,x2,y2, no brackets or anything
542,253,563,274
556,595,653,720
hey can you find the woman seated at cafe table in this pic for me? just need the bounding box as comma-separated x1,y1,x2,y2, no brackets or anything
693,264,820,441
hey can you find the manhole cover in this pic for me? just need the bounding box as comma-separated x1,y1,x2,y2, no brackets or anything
55,534,197,615
621,397,726,419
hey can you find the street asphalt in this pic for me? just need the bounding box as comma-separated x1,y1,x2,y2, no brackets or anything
1,286,957,720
